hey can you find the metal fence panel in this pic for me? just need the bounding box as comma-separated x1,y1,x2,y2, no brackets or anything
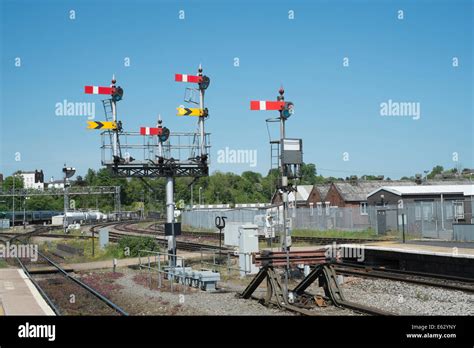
182,200,473,242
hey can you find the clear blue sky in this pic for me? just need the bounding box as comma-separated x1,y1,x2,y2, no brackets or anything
1,0,472,181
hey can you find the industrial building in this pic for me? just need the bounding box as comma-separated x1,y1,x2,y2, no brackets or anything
367,184,474,224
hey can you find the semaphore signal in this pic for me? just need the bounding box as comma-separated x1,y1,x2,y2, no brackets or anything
250,87,302,295
175,74,202,83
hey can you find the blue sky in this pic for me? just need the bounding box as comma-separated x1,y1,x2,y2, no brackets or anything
1,0,472,181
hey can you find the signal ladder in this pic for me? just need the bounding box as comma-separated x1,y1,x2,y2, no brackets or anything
102,99,123,160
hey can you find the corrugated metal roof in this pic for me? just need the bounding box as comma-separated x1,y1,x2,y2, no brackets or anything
369,184,474,197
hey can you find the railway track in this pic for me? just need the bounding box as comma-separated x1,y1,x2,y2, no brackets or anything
0,226,128,316
108,221,231,252
333,262,474,293
136,221,386,246
177,226,385,245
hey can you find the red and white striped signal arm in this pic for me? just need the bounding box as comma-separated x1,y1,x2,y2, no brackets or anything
84,86,113,95
250,101,285,111
175,74,203,83
140,127,163,136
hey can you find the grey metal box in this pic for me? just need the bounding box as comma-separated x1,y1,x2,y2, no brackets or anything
281,138,303,165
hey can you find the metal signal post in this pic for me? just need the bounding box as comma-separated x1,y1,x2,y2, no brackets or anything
250,88,301,299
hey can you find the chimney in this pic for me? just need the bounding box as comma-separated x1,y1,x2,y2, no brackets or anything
349,175,358,185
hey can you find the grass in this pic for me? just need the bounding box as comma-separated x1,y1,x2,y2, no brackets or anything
41,238,123,263
182,225,215,233
291,228,396,240
132,221,156,229
184,225,402,240
0,259,8,268
41,234,160,263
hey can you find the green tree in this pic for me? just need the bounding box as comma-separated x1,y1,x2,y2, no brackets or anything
427,165,444,179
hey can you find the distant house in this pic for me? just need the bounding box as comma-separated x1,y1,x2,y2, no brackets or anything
19,170,44,190
271,184,331,207
307,184,331,206
321,180,417,228
46,179,66,190
325,180,413,208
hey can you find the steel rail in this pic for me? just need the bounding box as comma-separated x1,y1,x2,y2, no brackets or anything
5,225,129,316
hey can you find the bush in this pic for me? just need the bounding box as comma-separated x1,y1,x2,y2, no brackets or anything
117,236,159,257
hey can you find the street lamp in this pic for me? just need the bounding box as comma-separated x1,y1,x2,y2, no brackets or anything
62,166,76,233
199,187,203,206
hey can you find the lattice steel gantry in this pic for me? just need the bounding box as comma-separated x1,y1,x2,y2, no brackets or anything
85,65,212,266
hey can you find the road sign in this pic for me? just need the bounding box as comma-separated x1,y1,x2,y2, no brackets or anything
250,101,285,111
84,86,113,95
175,74,203,83
87,121,117,130
177,107,207,117
140,127,162,135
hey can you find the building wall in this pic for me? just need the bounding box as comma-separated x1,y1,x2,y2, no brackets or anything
20,173,44,190
345,202,370,227
325,184,346,207
307,187,323,206
367,189,401,206
47,182,65,189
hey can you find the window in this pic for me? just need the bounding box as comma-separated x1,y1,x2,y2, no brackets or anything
317,202,322,216
415,204,422,220
445,201,453,220
453,201,464,220
422,202,434,221
360,202,368,215
415,201,434,221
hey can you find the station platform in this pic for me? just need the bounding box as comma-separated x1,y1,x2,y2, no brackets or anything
0,268,55,315
361,240,474,258
338,240,474,278
263,240,474,278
